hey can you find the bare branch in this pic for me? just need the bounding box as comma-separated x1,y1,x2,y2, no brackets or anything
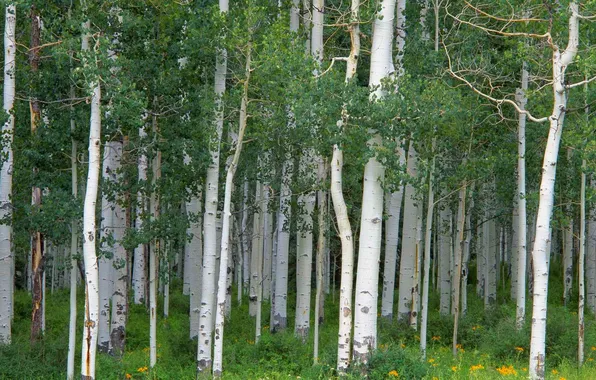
443,43,548,123
464,1,547,23
566,76,596,89
315,57,349,78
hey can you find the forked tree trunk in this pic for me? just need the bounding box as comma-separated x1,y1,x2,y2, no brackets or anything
0,3,16,346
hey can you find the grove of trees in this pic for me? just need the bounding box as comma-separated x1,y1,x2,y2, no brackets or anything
0,1,595,379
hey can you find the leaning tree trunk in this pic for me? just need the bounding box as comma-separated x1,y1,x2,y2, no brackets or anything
529,4,579,378
211,47,249,369
80,18,101,379
0,3,16,346
352,0,395,362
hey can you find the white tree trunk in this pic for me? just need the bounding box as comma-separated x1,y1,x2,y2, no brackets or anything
0,3,16,346
381,147,405,320
515,63,528,329
149,111,161,369
398,142,419,323
461,187,474,316
213,45,250,376
98,143,116,353
80,19,101,377
185,180,203,339
439,206,452,316
334,0,359,370
197,0,228,372
352,0,394,363
511,199,519,300
451,185,467,358
529,4,579,378
109,142,127,356
484,215,497,307
262,183,273,301
420,147,435,359
295,169,315,340
241,179,250,292
579,159,586,365
133,125,148,305
249,181,262,317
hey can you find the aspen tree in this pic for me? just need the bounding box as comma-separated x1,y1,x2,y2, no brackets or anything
352,0,395,363
0,3,16,345
272,0,300,333
80,17,102,379
212,40,251,376
333,0,359,372
197,0,228,372
133,125,148,305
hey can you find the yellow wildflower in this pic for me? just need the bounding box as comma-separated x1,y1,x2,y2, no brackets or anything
400,343,406,348
125,374,132,379
137,366,148,373
470,364,484,371
496,365,517,376
559,377,566,380
431,336,441,341
522,367,528,371
451,366,458,372
588,358,594,362
472,325,481,331
456,343,465,352
433,377,439,380
514,347,524,353
263,325,269,330
552,369,559,375
388,370,399,377
592,346,596,351
428,358,435,363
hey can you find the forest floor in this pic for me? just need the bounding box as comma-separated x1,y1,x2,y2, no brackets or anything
2,273,596,379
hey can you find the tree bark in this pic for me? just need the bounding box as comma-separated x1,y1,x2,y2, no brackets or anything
0,3,16,346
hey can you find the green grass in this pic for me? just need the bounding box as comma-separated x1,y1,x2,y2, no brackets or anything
2,274,596,379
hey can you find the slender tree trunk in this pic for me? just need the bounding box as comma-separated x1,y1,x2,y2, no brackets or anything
67,80,78,379
461,186,474,316
0,3,16,346
381,148,405,320
579,159,586,366
272,0,299,333
133,125,148,305
529,5,579,378
241,180,250,293
563,148,574,306
197,0,228,372
334,0,359,371
29,6,44,344
149,110,161,369
515,62,528,329
398,142,419,323
98,143,116,353
249,181,262,317
588,180,596,315
109,142,127,356
439,206,452,315
185,177,202,339
352,0,394,363
314,159,327,363
213,51,252,377
420,144,435,359
451,185,467,358
80,18,101,378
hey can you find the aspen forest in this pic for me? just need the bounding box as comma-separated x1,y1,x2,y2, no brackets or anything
2,0,596,379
